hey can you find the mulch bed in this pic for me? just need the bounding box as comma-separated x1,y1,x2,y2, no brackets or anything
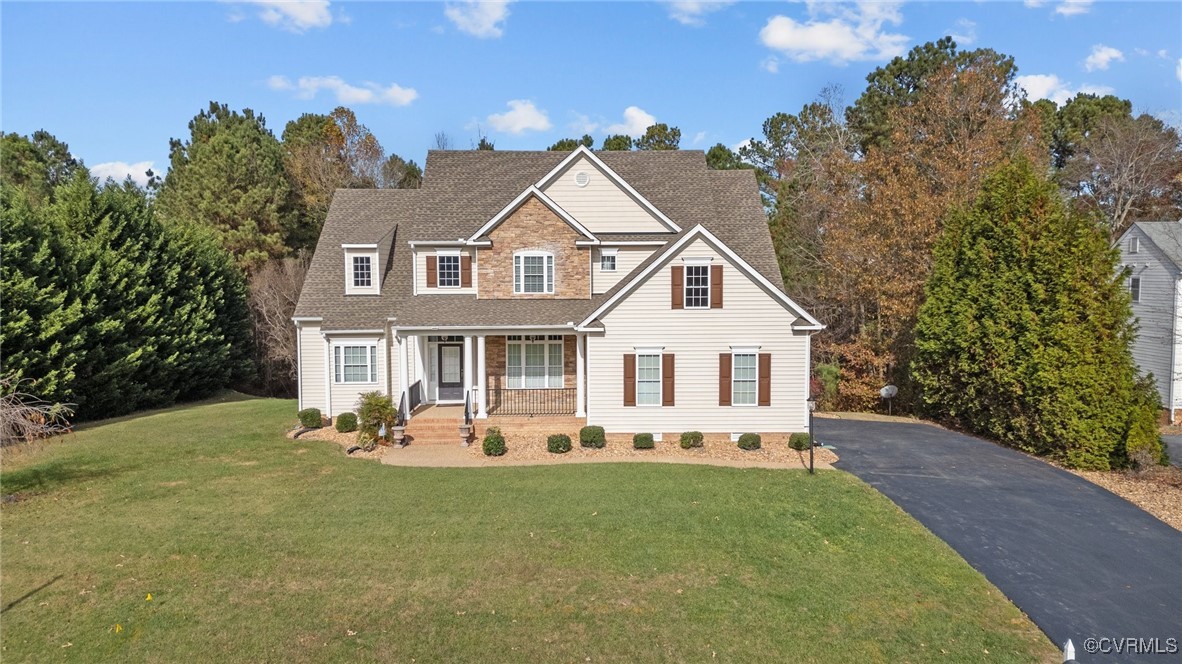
465,433,839,467
1066,465,1182,532
287,426,386,461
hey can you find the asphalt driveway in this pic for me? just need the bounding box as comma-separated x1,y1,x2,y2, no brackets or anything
1164,436,1182,468
817,417,1182,662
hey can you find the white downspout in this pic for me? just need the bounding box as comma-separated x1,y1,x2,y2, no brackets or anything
1171,276,1181,424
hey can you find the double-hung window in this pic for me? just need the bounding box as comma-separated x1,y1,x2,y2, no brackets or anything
437,254,461,287
506,335,564,388
685,264,709,308
1130,277,1141,303
600,250,617,272
731,353,757,406
636,353,662,406
514,253,554,294
1129,237,1140,253
334,345,377,384
352,256,372,288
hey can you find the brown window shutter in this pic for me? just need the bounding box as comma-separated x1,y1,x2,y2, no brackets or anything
710,264,723,309
758,353,772,406
662,354,675,407
426,255,437,288
719,353,732,406
460,254,472,288
671,265,684,309
623,354,636,407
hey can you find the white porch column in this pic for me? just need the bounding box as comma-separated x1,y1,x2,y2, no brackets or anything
463,335,474,399
476,335,488,419
576,333,586,418
396,334,411,421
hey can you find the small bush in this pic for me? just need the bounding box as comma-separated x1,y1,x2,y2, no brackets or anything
547,434,572,454
482,427,507,457
680,431,703,449
633,433,655,449
356,392,397,451
580,425,606,448
1124,374,1164,469
737,433,761,450
789,432,811,451
297,408,322,428
335,412,358,433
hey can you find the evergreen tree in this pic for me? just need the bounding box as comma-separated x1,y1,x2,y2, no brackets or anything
635,123,681,151
548,135,594,151
912,159,1155,469
156,102,294,271
600,134,633,151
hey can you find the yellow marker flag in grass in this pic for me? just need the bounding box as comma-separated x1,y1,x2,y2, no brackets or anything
145,593,152,601
114,624,123,633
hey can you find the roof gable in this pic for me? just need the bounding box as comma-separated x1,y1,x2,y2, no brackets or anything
578,224,823,331
1126,221,1182,270
536,146,680,233
465,186,597,243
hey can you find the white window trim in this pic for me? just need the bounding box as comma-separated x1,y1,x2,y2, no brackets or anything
1130,277,1141,303
436,253,462,289
635,352,663,408
685,263,711,309
352,255,373,288
731,351,758,408
514,251,555,294
1129,236,1140,253
333,342,379,385
344,249,380,295
600,249,617,272
506,335,564,389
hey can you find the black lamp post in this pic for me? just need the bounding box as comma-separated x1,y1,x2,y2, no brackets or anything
807,395,816,475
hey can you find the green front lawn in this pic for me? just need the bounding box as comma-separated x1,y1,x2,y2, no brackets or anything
1,397,1055,662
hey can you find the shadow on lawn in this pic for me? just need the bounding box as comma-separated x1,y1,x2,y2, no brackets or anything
0,575,62,614
1,459,131,495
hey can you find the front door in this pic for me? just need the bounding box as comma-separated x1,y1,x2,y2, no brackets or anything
437,344,463,401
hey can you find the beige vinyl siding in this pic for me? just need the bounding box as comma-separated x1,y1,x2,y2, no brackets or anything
1122,225,1180,409
592,247,655,294
299,324,325,412
327,335,387,417
414,248,477,294
587,238,810,433
541,156,671,234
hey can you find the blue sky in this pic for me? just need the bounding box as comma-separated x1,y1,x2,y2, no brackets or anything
3,1,1180,185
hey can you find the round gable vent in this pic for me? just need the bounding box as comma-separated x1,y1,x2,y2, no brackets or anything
574,171,591,187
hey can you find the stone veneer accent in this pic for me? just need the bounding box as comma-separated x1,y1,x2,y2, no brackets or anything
477,196,591,299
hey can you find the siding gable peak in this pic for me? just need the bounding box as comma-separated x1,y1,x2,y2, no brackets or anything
536,146,681,233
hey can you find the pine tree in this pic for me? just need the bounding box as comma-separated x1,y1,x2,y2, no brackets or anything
912,159,1155,469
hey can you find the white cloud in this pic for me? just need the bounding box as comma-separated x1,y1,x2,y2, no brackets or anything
1016,73,1113,106
731,138,752,154
1023,0,1045,6
759,1,908,65
662,1,735,26
606,106,657,137
444,0,511,38
569,113,599,134
1156,110,1182,130
949,18,976,46
1133,47,1149,57
760,56,780,73
1055,0,1092,16
1177,57,1182,82
691,131,708,146
91,161,154,188
271,75,418,106
486,100,552,134
1159,49,1169,59
1084,44,1123,72
240,0,332,32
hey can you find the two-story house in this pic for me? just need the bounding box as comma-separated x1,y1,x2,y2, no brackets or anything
292,146,823,442
1118,220,1182,423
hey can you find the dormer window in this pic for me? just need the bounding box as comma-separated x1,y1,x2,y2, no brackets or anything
514,251,554,294
352,256,372,288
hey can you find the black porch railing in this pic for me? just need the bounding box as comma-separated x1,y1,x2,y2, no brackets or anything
488,387,576,416
408,380,424,414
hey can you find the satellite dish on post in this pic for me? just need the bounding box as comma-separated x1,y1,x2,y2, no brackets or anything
880,385,898,415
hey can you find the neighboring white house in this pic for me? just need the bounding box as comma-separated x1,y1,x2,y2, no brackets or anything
292,146,823,441
1118,221,1182,423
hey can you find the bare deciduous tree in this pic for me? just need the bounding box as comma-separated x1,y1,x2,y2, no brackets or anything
0,376,74,446
1061,114,1182,238
248,255,310,395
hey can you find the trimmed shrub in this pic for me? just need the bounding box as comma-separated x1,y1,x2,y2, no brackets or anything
356,391,397,451
1124,374,1165,468
679,431,704,449
547,434,572,454
789,432,811,451
335,412,358,433
737,433,761,450
297,408,322,428
482,427,507,457
580,425,606,448
633,433,655,449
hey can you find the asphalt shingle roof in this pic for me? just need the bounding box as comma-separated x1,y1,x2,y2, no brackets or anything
1135,221,1182,269
294,150,788,330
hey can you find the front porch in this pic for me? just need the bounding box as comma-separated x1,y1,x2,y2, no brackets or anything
394,332,588,422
